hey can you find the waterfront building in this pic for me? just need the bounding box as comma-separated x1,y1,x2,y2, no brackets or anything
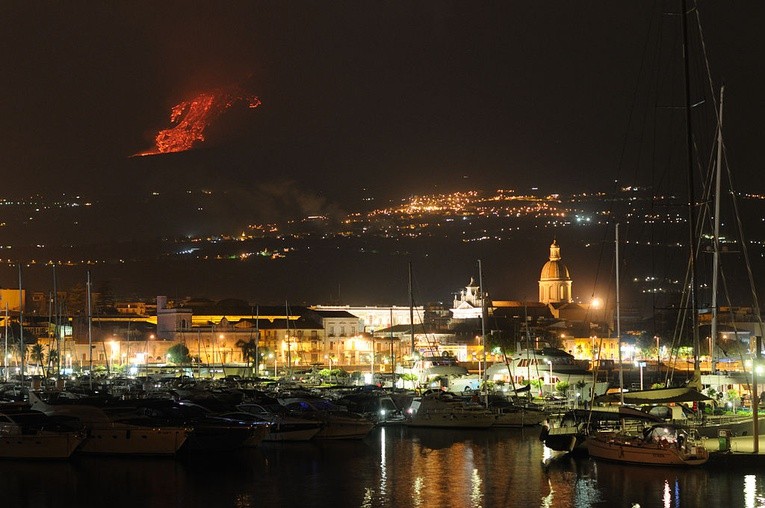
154,298,412,374
312,305,424,333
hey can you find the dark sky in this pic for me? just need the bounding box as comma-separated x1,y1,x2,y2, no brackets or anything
1,1,765,306
2,1,763,203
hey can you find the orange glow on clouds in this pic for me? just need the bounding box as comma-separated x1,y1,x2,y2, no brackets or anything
136,88,261,156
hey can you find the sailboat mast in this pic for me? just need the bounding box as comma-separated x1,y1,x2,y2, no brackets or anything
53,264,60,376
389,307,395,384
255,305,260,377
710,85,725,375
87,270,93,390
680,0,701,382
408,262,415,364
3,303,7,382
18,264,24,386
478,259,488,406
616,224,624,405
285,301,292,373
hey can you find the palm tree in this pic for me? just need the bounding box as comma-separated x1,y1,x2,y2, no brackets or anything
47,349,59,378
236,338,258,375
30,344,45,377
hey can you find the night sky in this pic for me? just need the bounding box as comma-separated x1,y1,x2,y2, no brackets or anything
1,2,764,304
2,2,762,201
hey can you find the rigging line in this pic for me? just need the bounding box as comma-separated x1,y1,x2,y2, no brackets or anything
718,256,748,391
649,13,687,346
600,2,664,293
666,246,696,387
598,0,660,255
726,157,764,333
408,264,438,358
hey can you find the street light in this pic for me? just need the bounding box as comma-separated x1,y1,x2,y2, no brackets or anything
655,335,660,373
637,361,646,390
546,359,553,395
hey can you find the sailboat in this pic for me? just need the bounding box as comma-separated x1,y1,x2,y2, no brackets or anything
585,225,709,465
587,422,709,466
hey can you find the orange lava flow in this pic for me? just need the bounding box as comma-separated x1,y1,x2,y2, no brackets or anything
135,89,261,156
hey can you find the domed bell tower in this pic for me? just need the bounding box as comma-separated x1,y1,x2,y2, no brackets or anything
538,240,572,304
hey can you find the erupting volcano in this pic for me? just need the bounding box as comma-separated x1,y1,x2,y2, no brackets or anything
135,87,261,156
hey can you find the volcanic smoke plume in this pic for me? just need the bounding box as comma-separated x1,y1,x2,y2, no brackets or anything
136,88,261,156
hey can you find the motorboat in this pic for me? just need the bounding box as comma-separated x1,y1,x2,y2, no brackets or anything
237,403,322,442
404,392,495,429
336,391,405,425
0,410,86,459
28,393,190,456
134,400,265,452
278,397,375,439
586,423,709,466
214,412,271,447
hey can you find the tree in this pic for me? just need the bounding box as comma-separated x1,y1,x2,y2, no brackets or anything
47,349,59,378
400,373,419,390
236,338,258,369
30,344,45,375
166,343,191,364
487,329,516,356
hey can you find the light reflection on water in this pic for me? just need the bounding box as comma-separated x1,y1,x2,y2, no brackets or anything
2,427,765,507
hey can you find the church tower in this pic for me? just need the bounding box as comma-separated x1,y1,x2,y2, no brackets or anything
538,239,572,304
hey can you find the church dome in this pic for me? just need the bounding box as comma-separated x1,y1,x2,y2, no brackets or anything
539,240,570,281
540,260,570,280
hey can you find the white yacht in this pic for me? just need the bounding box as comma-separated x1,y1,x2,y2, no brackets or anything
405,392,495,429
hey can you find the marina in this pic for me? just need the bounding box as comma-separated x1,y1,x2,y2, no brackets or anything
1,424,765,507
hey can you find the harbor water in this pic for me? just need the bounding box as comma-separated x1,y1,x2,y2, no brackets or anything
3,426,764,508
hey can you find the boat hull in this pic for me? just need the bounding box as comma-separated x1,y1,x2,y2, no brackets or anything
586,435,709,466
264,421,322,442
541,426,583,452
0,431,85,459
313,417,375,439
79,424,189,456
494,409,547,428
405,410,495,429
